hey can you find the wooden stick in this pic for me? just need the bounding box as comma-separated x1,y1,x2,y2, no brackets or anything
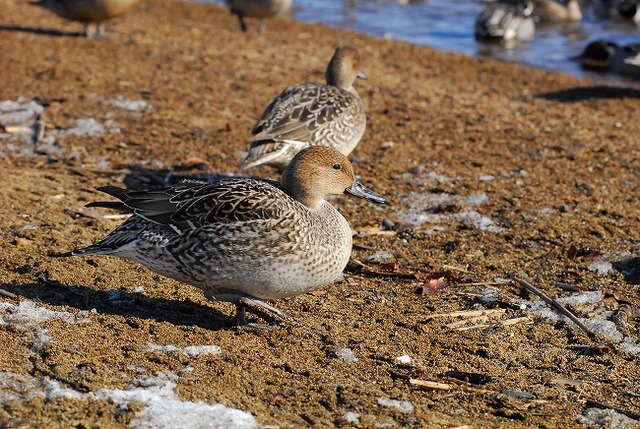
515,278,597,339
454,281,510,287
0,289,17,299
426,308,505,320
409,379,451,390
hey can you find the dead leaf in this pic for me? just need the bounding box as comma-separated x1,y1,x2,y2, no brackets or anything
421,278,447,295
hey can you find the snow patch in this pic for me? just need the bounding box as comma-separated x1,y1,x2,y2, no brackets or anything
57,118,104,137
0,300,87,327
106,96,150,112
516,291,639,353
577,407,637,429
0,372,259,429
145,343,222,357
589,260,615,276
397,192,502,232
337,348,358,363
376,398,414,413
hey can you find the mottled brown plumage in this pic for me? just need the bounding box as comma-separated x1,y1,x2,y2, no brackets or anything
63,147,387,325
242,46,367,170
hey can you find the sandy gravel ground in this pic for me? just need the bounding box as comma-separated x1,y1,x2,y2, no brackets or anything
1,0,639,427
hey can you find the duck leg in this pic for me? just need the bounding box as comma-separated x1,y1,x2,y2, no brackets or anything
236,14,248,32
203,290,287,325
257,18,266,34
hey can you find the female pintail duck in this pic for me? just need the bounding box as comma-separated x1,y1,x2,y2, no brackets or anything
225,0,292,34
241,46,367,170
62,146,388,326
533,0,582,22
31,0,139,38
475,1,535,42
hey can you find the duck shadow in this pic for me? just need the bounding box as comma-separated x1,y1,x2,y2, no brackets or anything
612,257,640,285
1,280,235,331
536,85,640,102
0,25,82,38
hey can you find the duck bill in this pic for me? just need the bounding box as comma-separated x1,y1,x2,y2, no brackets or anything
356,71,367,80
345,179,388,204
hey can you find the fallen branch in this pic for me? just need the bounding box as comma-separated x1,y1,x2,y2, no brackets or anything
515,278,597,340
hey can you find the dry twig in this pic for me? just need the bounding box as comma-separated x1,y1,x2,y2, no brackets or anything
515,278,597,339
0,289,17,299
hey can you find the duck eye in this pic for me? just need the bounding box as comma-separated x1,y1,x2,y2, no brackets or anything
332,163,342,170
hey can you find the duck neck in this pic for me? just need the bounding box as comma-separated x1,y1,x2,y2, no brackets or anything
280,171,321,208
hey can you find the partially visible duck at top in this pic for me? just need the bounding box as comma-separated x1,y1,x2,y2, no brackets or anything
594,0,640,24
241,46,367,170
225,0,292,34
532,0,582,22
31,0,139,38
475,1,536,43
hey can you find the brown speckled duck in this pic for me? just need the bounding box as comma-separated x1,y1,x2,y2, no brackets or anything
62,146,388,326
31,0,139,38
241,46,367,170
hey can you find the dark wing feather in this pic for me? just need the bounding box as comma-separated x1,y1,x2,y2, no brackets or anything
94,179,292,229
251,83,355,142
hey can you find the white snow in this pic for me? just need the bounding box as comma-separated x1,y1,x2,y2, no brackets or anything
396,355,412,364
516,290,639,354
106,96,150,112
57,118,104,137
145,343,222,357
0,371,259,429
589,260,615,276
0,300,84,327
577,407,637,429
376,398,414,413
397,192,502,232
337,348,359,363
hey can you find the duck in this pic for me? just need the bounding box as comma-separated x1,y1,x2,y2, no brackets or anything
475,1,535,42
580,39,620,70
611,43,640,77
61,146,388,326
532,0,582,22
241,46,367,170
30,0,139,38
225,0,292,34
594,0,640,24
580,40,640,78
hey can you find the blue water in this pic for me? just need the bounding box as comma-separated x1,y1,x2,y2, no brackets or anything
205,0,640,86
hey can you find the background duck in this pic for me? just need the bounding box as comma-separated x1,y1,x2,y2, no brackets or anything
225,0,292,34
594,0,640,23
580,40,640,78
475,1,536,42
241,46,367,170
533,0,582,22
31,0,139,38
61,146,388,326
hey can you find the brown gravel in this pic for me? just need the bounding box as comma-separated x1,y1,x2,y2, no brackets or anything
1,0,640,427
